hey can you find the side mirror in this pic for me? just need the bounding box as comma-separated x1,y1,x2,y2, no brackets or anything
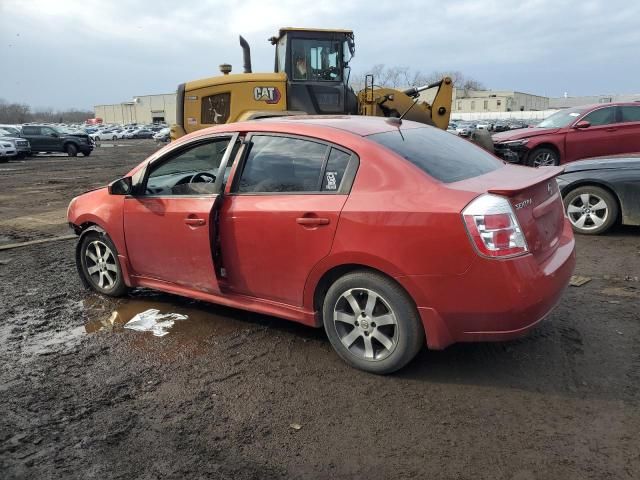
574,120,591,129
108,177,133,195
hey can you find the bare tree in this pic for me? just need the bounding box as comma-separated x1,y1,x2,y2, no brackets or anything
0,99,93,124
351,66,485,92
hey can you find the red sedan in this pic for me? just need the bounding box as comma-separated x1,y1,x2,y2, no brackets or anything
68,116,576,373
493,102,640,167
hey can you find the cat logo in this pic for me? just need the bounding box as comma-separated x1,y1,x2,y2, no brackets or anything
253,87,281,104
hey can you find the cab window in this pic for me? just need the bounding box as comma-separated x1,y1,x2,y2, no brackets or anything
291,39,342,82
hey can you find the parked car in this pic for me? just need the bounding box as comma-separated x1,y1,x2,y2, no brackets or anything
455,122,476,137
493,121,510,132
0,141,17,162
493,103,640,167
476,121,493,130
0,128,31,158
153,127,170,141
131,129,154,139
91,130,121,141
68,116,576,374
557,154,640,235
20,125,94,157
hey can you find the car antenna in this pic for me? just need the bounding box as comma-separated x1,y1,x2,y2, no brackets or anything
385,96,421,127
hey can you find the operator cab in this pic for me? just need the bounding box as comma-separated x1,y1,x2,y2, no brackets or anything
270,28,358,115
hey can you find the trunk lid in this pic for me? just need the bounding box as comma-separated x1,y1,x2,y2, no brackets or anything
451,165,566,262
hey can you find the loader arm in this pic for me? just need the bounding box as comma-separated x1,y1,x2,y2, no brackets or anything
357,77,453,130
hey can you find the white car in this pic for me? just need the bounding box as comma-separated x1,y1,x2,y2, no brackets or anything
153,127,170,141
0,141,17,162
91,130,121,141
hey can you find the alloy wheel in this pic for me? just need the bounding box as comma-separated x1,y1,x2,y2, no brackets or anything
84,240,118,290
532,151,556,167
333,288,398,361
566,192,608,231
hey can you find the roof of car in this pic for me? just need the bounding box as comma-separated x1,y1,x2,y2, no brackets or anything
206,115,428,138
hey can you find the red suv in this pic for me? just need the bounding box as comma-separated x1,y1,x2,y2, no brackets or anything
493,103,640,167
68,116,575,374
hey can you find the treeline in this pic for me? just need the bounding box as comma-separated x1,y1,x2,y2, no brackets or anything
0,99,94,124
351,65,486,92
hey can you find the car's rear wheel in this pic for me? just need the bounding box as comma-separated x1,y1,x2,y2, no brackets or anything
527,147,559,167
65,143,78,157
323,271,424,374
78,231,127,296
564,185,618,235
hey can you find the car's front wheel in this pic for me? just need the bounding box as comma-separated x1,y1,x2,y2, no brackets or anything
527,147,559,167
65,143,78,157
323,271,424,374
78,231,127,296
563,185,618,235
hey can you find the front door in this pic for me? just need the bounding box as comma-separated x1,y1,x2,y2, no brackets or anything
220,133,356,306
123,134,238,293
39,126,61,151
565,106,620,162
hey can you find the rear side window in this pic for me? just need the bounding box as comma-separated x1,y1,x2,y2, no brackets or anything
367,127,501,183
619,106,640,123
323,148,351,191
22,126,39,135
236,135,328,193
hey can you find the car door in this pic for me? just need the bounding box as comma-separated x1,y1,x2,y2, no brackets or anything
616,105,640,155
40,126,61,151
219,133,358,306
123,133,238,293
21,126,43,151
564,106,619,162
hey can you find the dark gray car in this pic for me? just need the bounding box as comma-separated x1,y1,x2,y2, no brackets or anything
557,155,640,234
20,125,93,157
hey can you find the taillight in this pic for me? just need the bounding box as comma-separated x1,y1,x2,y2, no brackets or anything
462,194,528,258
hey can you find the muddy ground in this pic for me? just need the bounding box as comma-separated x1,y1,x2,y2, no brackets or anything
1,141,639,479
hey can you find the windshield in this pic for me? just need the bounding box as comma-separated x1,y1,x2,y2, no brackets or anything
537,107,587,128
291,39,342,82
368,126,502,183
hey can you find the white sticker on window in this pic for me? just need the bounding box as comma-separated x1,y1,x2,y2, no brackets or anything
326,171,338,190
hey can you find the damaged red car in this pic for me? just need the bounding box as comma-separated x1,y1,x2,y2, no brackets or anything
68,116,576,374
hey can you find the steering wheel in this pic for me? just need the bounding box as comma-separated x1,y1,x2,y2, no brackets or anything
190,172,216,184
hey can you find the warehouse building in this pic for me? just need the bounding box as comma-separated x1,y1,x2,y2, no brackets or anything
94,94,176,124
549,93,640,108
452,89,549,113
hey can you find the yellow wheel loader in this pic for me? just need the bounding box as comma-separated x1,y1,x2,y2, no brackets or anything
171,28,453,140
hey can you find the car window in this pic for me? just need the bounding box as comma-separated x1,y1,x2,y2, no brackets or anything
619,106,640,123
145,138,233,196
236,135,328,193
22,126,39,135
367,126,502,183
323,148,351,191
582,107,615,126
41,127,57,136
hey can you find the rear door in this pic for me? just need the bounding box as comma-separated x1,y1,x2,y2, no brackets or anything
123,133,238,293
565,106,620,161
21,126,43,151
219,133,357,306
616,105,640,155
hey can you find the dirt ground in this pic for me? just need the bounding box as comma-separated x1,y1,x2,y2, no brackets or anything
1,141,639,479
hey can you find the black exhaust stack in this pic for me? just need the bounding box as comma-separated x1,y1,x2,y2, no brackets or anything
239,36,252,73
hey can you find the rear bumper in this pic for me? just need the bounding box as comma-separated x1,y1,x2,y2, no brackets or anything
396,219,576,349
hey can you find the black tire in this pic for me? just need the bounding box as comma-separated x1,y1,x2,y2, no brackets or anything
112,135,117,141
322,270,424,374
0,157,8,163
65,143,78,157
563,185,618,235
527,147,559,167
83,151,91,157
78,231,127,297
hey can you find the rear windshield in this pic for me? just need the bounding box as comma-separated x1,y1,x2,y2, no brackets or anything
367,126,501,183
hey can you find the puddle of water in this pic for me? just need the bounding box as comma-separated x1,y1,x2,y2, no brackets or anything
84,296,247,336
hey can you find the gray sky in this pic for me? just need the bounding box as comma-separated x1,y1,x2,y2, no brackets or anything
1,0,639,110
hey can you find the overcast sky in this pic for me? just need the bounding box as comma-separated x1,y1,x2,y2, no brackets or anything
1,0,639,110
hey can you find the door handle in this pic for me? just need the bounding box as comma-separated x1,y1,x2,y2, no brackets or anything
296,217,330,226
184,217,206,226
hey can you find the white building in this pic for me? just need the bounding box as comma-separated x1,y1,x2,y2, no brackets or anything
95,94,176,124
452,89,549,114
